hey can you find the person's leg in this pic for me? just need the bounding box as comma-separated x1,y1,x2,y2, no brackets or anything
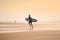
31,22,33,29
28,22,31,27
28,22,33,30
28,23,32,30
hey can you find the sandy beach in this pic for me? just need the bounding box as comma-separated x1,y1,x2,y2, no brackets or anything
0,0,60,40
0,31,60,40
0,23,60,40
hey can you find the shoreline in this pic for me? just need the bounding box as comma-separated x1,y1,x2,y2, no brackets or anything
0,30,60,33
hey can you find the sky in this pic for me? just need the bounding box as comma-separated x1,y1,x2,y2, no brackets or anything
0,0,60,23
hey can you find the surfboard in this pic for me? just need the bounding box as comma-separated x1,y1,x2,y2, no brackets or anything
25,18,37,22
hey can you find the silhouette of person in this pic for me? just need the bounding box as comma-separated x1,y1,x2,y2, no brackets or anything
28,14,33,29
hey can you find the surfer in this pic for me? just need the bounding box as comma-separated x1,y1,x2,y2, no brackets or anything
28,14,33,29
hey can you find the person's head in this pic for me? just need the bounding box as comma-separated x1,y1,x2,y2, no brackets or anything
29,14,31,17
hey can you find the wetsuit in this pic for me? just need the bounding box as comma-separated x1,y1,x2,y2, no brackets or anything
28,16,32,25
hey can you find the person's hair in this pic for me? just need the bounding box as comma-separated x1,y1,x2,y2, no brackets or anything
29,14,30,16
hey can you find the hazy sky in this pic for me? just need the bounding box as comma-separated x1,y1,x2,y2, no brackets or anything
0,0,60,23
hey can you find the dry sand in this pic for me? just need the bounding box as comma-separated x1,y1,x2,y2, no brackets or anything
0,31,60,40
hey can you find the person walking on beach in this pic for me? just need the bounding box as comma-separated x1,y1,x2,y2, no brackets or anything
28,14,33,29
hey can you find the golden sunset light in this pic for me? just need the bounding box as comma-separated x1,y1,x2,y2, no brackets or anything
0,0,60,23
0,0,60,40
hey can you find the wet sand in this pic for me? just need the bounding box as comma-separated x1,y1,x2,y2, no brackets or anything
0,31,60,40
0,23,60,40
